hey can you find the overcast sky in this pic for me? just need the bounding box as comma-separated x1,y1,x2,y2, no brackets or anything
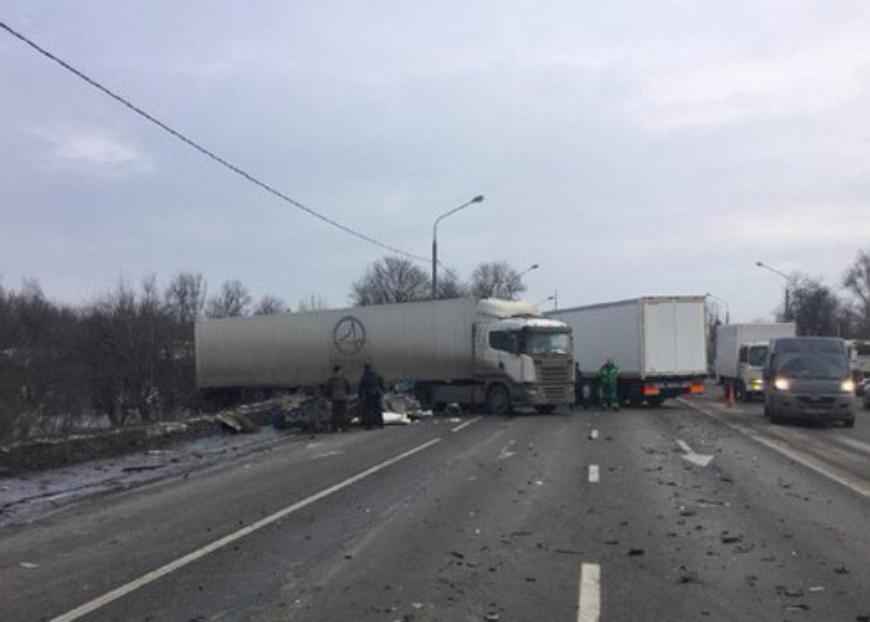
2,1,869,320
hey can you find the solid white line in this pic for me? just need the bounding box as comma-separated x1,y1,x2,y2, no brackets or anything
830,434,870,456
589,429,599,440
678,398,870,498
451,416,482,433
578,562,601,622
588,464,600,483
48,437,442,622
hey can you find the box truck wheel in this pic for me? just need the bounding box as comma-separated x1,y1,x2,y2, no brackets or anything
487,384,512,416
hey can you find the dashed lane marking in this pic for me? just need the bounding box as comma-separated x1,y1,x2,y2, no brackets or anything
679,398,870,499
451,416,482,433
48,437,443,622
578,562,601,622
588,465,600,483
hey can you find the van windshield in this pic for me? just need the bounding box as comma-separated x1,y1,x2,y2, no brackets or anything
773,340,849,380
523,331,571,355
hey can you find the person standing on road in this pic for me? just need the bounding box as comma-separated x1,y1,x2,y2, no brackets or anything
598,358,620,412
358,363,385,429
574,362,588,410
325,364,351,432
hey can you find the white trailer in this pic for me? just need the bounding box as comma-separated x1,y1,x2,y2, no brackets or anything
195,298,574,414
549,296,708,405
716,323,795,401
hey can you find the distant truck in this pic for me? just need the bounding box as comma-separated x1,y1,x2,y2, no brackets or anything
549,296,708,406
195,298,574,415
846,339,870,395
716,323,796,402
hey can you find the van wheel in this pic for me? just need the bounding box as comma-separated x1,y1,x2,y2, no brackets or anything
487,385,512,416
769,406,782,424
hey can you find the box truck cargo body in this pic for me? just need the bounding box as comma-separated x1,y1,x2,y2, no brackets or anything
195,298,574,414
549,296,707,405
716,323,796,401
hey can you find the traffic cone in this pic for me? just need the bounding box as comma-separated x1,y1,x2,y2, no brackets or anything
725,384,735,408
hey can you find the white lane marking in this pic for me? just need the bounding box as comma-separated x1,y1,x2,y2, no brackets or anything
830,434,870,456
578,562,601,622
679,398,870,499
451,416,482,433
675,439,714,468
309,450,344,460
588,465,600,483
589,429,599,440
48,438,442,622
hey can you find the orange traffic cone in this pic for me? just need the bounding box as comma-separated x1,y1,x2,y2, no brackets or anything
725,384,735,408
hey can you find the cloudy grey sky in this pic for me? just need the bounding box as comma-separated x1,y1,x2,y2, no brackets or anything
2,1,869,320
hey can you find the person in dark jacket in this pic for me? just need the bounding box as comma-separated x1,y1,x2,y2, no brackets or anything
574,362,588,409
358,363,385,429
325,365,351,432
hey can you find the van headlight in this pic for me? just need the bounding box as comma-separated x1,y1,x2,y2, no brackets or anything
841,379,856,393
773,377,790,391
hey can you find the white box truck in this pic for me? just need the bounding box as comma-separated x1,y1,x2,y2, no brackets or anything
716,323,795,401
195,298,574,415
549,296,708,406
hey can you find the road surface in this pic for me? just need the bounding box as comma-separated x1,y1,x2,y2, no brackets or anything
1,397,869,621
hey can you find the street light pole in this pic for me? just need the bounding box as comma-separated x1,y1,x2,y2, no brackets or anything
755,261,791,318
432,195,485,299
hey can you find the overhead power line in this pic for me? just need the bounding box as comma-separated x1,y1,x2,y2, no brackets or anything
0,20,429,262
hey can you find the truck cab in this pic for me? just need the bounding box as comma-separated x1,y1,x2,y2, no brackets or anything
736,341,768,401
476,317,573,414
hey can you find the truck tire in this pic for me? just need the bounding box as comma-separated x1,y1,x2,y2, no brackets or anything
487,384,512,416
647,396,664,408
844,415,855,428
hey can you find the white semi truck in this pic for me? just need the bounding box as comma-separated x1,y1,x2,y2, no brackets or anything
716,323,795,401
195,298,574,415
549,296,708,406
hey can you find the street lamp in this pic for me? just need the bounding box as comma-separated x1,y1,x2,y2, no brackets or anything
705,292,730,324
755,261,791,317
432,195,485,298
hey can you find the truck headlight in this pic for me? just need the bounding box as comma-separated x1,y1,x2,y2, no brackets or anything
841,379,856,393
774,378,790,391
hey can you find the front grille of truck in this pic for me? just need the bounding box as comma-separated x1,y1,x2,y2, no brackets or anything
537,363,570,400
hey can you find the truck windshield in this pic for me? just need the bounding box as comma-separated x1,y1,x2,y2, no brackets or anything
523,332,571,355
748,345,767,367
773,340,849,380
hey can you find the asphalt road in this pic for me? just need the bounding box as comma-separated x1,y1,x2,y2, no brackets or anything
1,397,869,621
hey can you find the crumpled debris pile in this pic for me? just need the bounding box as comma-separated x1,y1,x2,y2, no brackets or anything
382,393,432,421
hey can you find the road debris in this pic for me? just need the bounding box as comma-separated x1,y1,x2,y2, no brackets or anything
19,561,39,569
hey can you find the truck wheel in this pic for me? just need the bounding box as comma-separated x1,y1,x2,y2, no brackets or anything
647,397,664,408
769,406,782,424
487,385,512,416
844,416,855,428
737,382,748,402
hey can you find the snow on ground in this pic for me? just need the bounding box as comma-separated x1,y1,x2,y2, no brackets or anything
0,427,301,528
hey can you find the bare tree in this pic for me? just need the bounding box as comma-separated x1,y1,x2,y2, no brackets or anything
253,295,289,315
470,261,527,300
778,274,841,336
434,267,469,300
165,272,207,324
843,249,870,338
351,256,429,306
297,295,328,312
206,279,252,318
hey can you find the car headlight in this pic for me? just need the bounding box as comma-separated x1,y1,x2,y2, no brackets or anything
841,379,856,393
774,377,790,391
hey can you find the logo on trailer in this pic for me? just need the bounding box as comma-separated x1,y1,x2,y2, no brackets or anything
333,316,366,355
